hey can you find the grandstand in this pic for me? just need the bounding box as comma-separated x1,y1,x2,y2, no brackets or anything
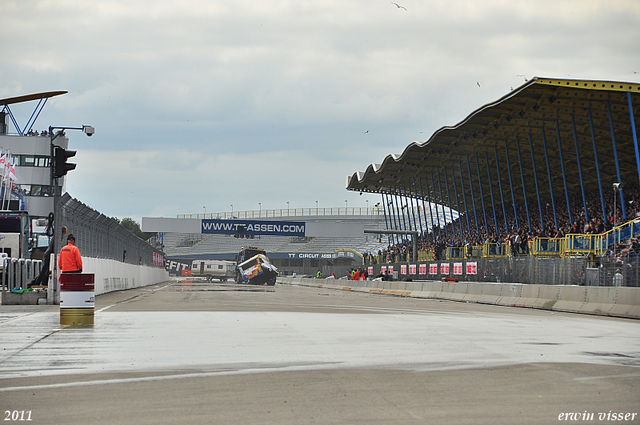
342,76,640,286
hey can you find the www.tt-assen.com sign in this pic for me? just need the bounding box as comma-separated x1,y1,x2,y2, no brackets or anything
201,219,306,236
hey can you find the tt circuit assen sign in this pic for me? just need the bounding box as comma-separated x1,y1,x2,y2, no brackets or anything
201,219,306,237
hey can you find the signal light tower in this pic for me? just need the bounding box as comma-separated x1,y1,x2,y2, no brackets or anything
53,146,77,178
48,124,94,295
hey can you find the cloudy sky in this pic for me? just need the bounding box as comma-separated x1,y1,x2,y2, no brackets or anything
2,0,639,222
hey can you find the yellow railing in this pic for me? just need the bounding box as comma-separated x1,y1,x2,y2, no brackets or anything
482,243,510,258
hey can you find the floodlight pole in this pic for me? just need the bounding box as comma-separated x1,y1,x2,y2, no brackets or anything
613,182,621,259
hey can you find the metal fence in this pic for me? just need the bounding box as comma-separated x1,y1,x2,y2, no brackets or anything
321,256,596,286
0,258,43,291
596,254,640,287
57,193,164,266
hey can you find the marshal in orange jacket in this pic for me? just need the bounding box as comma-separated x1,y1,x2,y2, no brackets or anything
58,241,83,273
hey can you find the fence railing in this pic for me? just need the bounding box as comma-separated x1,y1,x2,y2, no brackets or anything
0,258,43,291
58,194,165,267
177,206,385,220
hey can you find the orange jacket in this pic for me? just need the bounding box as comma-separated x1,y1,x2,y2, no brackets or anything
58,243,83,272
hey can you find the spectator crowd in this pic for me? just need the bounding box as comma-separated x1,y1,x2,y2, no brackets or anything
375,182,640,261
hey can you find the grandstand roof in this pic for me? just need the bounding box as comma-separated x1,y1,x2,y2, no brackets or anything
346,77,640,213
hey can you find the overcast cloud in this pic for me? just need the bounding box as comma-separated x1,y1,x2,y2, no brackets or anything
2,0,639,222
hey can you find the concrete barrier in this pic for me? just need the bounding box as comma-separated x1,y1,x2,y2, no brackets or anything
0,291,47,305
84,258,169,295
280,277,640,320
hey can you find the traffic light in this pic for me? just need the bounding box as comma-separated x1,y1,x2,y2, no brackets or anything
53,147,77,178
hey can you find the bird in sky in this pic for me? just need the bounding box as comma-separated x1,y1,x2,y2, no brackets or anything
477,82,481,87
364,130,369,134
391,2,407,10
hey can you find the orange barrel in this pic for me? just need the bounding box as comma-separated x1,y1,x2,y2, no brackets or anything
59,273,95,327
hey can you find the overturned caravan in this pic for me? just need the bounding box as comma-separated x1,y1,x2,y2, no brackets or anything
235,254,278,286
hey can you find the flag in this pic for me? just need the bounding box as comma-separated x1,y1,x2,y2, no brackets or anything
7,162,16,182
0,152,5,171
4,158,14,181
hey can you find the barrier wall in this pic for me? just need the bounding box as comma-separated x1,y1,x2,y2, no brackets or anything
279,277,640,320
83,257,169,295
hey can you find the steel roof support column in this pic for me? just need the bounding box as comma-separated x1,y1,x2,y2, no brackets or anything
504,140,519,230
400,189,411,244
493,147,509,235
436,167,449,239
628,93,640,192
431,171,443,239
484,152,499,235
398,187,409,232
402,185,415,232
475,154,489,236
419,177,435,242
407,185,420,247
458,162,472,234
451,166,465,237
588,108,607,221
398,186,410,246
382,193,394,247
413,179,425,243
555,120,573,225
391,189,405,243
527,133,545,231
571,115,589,222
443,167,456,238
541,127,558,229
466,156,480,235
607,100,627,220
387,192,399,245
515,136,532,232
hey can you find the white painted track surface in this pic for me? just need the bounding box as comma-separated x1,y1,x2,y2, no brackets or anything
1,281,639,425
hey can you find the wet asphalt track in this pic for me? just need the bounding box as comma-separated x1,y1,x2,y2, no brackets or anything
1,279,639,424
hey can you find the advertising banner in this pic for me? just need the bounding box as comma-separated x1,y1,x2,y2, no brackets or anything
429,263,438,275
440,263,450,275
466,262,478,275
419,264,427,275
409,264,416,274
202,219,306,236
453,263,463,275
401,265,407,275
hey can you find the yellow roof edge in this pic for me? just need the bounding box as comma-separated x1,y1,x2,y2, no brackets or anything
534,77,640,93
